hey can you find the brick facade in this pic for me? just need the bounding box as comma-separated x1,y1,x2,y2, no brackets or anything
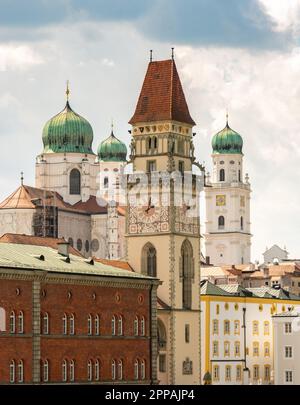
0,270,158,384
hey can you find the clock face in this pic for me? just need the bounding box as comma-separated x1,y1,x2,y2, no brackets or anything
216,194,226,206
138,206,160,224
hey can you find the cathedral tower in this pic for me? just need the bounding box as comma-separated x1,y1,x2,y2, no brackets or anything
126,57,201,384
204,116,251,265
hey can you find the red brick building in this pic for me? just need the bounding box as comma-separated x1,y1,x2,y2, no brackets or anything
0,236,159,384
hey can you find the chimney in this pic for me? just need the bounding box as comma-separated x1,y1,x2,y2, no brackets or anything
57,241,70,257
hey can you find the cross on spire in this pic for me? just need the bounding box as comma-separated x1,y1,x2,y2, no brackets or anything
66,80,70,101
20,171,24,185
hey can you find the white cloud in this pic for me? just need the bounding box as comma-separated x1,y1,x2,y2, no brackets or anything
0,44,44,71
258,0,300,33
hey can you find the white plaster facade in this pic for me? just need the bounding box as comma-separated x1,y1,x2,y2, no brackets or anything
204,152,251,266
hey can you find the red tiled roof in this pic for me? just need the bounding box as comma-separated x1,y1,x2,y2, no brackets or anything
129,59,195,126
93,258,133,271
0,233,83,257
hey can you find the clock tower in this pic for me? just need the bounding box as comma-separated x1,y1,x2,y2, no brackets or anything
126,56,201,384
204,116,252,266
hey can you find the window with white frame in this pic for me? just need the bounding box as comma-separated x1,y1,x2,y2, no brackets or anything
141,317,145,336
18,311,24,334
236,365,242,381
112,315,116,336
134,359,139,380
94,315,100,336
43,360,49,382
9,360,15,383
264,365,270,381
224,341,230,357
69,314,75,335
264,321,270,335
62,360,67,382
285,370,293,383
253,341,259,356
234,320,240,335
95,359,100,381
253,365,259,380
264,342,270,357
118,316,123,336
118,359,123,380
134,316,139,336
285,346,293,358
234,341,240,357
62,314,67,335
141,360,146,380
87,360,93,381
10,311,16,334
88,314,92,335
111,359,116,380
252,321,259,335
69,360,75,382
43,313,49,335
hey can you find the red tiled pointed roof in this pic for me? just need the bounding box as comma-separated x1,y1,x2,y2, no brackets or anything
129,59,195,126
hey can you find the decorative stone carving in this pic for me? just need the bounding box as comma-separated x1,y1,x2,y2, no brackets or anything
182,358,193,375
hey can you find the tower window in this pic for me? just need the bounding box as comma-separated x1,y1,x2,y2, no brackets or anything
238,170,241,182
70,169,81,195
147,160,156,172
218,216,225,230
179,161,184,175
104,176,109,188
181,240,193,310
142,243,157,277
240,216,244,230
219,169,225,182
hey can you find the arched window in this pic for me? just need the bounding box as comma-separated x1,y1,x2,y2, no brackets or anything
112,315,116,336
69,169,81,195
62,360,67,382
69,360,75,382
134,359,139,380
148,137,152,151
62,314,67,335
18,360,24,383
111,359,116,380
10,360,15,383
10,311,15,334
219,168,225,182
104,176,109,189
118,359,123,380
69,314,75,335
141,316,145,336
153,137,157,150
141,243,157,277
240,216,244,230
43,360,49,382
141,360,146,380
94,314,100,336
181,240,194,309
88,314,92,335
238,170,241,182
87,360,93,381
218,216,225,230
134,316,139,336
118,315,123,336
18,311,24,334
43,313,49,335
157,319,167,351
94,359,100,381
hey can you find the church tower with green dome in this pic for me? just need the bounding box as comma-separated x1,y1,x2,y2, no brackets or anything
204,114,251,266
35,84,99,205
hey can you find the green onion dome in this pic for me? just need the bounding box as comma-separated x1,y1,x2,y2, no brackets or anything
97,129,127,162
42,101,94,154
212,120,243,154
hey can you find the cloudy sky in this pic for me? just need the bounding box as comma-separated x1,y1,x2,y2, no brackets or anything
0,0,300,262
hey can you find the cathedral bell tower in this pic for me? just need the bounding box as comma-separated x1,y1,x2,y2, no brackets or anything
126,56,201,384
204,115,252,265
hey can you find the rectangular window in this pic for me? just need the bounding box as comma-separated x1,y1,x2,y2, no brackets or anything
234,342,240,357
253,321,259,335
159,354,166,373
224,320,230,335
253,365,259,380
213,365,219,381
253,342,259,357
185,324,190,343
285,346,293,358
264,365,270,381
264,321,269,335
236,365,242,381
179,161,185,174
213,341,219,357
285,323,292,334
285,370,293,383
224,342,230,357
225,366,231,381
234,320,240,335
147,160,156,172
212,320,219,334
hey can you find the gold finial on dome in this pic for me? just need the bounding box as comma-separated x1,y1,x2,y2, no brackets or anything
226,108,229,127
66,80,70,101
